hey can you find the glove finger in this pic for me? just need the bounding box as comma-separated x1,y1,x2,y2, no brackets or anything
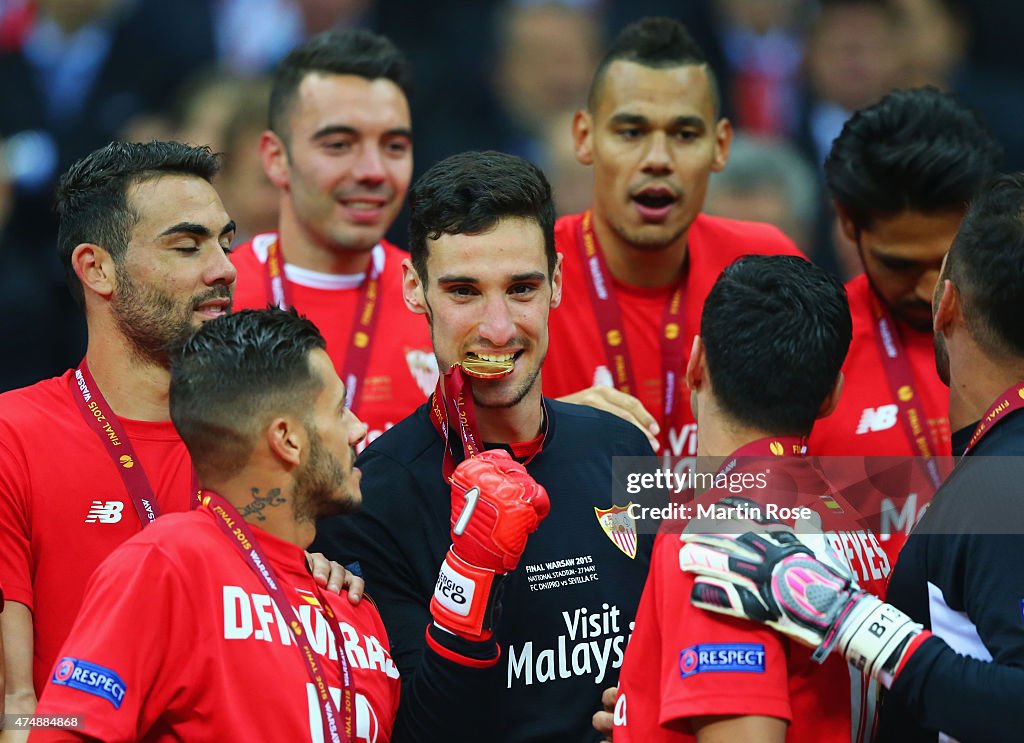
679,531,766,564
678,543,763,590
526,483,550,521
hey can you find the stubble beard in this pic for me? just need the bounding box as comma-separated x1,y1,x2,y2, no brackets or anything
293,430,359,523
112,265,199,368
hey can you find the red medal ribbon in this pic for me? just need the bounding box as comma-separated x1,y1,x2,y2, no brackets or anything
962,382,1024,456
428,365,547,481
203,491,355,743
577,210,688,440
263,238,384,413
869,293,944,489
69,362,200,527
430,365,485,482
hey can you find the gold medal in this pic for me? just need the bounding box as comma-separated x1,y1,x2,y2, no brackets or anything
459,353,514,379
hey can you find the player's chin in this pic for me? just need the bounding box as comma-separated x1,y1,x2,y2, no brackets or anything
318,488,362,518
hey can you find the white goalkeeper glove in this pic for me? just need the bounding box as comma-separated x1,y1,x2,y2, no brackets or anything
678,515,923,685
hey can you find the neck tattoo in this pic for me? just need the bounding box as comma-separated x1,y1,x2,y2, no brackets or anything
239,487,287,521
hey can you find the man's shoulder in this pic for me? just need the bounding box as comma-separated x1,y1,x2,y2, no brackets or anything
0,371,74,429
690,214,802,259
546,397,652,455
93,511,218,578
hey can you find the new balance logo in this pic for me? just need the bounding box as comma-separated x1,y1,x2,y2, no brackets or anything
856,405,898,434
85,501,124,524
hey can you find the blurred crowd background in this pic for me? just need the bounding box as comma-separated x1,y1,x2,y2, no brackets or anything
1,0,1022,391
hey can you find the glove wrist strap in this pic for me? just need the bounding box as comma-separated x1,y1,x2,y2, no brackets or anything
832,595,923,682
430,548,507,640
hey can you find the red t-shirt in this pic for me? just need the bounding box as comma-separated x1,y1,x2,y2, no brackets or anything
544,212,803,457
232,234,436,448
0,372,195,695
809,274,952,563
615,460,890,743
33,508,400,742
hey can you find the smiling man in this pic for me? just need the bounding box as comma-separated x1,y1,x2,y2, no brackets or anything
312,151,655,742
231,30,437,450
542,17,802,457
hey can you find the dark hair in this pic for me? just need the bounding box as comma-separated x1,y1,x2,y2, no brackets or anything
944,173,1024,358
701,255,851,435
269,29,411,139
170,308,327,479
587,16,719,115
408,150,556,282
825,87,1002,230
55,141,220,306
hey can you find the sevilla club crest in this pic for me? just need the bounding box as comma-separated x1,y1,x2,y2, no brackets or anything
594,504,638,559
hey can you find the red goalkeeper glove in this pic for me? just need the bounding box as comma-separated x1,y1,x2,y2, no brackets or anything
429,450,549,655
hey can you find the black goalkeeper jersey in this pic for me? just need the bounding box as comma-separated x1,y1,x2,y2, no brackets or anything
879,408,1024,742
312,399,654,743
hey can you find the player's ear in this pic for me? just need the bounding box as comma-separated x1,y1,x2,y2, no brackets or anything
260,130,290,190
834,203,859,244
572,108,594,166
685,336,705,393
402,258,428,315
550,253,564,309
711,117,732,173
73,243,116,300
817,371,844,420
933,278,960,336
266,416,303,467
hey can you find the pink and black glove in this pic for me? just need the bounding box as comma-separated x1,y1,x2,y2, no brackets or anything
678,525,926,686
427,450,549,666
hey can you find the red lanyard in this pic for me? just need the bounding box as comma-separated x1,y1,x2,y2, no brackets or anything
203,491,355,743
69,362,199,527
263,238,383,412
428,365,546,481
577,211,687,436
961,382,1024,456
870,293,944,489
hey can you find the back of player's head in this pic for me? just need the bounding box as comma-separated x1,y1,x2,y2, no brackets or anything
587,17,719,114
56,140,221,307
170,308,326,479
825,87,1002,231
408,150,556,282
944,173,1024,359
268,28,411,139
701,255,851,435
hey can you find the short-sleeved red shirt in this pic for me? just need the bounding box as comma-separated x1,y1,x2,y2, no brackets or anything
33,508,400,742
615,457,890,743
810,274,952,564
0,372,194,695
